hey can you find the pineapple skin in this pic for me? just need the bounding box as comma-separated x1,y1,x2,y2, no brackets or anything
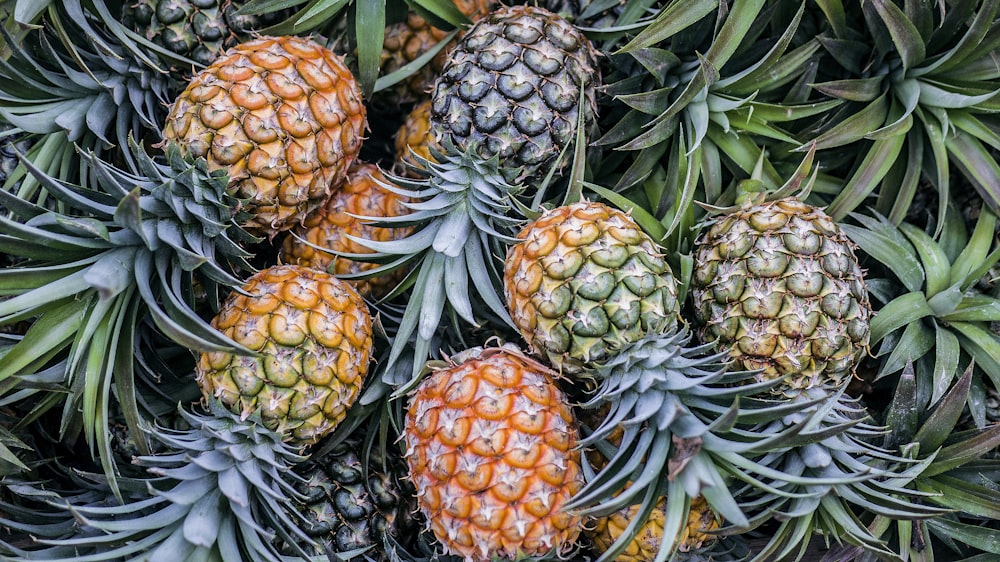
691,197,872,393
394,98,438,176
163,35,367,238
123,0,290,70
196,264,373,445
378,0,496,107
504,201,680,374
403,346,584,562
280,161,412,299
284,437,419,561
588,496,721,562
429,4,600,183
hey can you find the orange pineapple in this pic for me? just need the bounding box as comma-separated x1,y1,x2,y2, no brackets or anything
393,99,439,176
403,345,584,561
280,162,412,299
163,36,367,237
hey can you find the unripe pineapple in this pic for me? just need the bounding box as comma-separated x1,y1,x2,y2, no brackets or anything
430,5,600,183
503,201,680,373
163,35,367,237
588,496,721,562
280,161,412,299
123,0,292,71
690,195,872,394
281,436,419,561
403,345,584,561
196,264,373,445
394,99,439,176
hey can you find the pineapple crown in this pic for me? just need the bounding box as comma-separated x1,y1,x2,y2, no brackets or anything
337,139,528,384
0,137,255,500
0,2,173,159
0,401,320,562
738,388,947,560
698,143,818,216
567,326,922,561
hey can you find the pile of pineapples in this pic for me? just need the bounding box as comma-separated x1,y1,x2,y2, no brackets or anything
2,1,1000,561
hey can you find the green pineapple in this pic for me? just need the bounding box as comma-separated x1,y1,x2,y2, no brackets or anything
279,434,419,561
123,0,291,74
429,4,601,184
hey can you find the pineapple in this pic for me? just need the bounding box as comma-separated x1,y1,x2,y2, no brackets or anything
196,264,374,445
162,35,367,238
588,495,721,562
393,98,439,176
503,200,679,374
376,0,496,107
690,187,872,395
123,0,291,72
402,344,584,561
280,434,420,561
279,161,412,300
429,4,601,183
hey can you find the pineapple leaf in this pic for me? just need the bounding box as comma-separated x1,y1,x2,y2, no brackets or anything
879,320,934,378
811,77,886,102
950,322,1000,393
799,95,889,151
235,0,311,15
932,325,961,405
882,361,918,448
826,131,907,221
869,291,934,345
950,206,997,290
919,475,1000,519
913,363,973,451
617,0,718,53
868,0,926,69
355,0,386,98
946,130,1000,217
925,517,1000,553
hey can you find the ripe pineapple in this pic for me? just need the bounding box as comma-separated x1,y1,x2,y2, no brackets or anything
690,189,872,395
123,0,291,71
163,35,367,237
281,435,419,561
394,99,439,176
429,4,601,183
280,162,412,299
588,495,721,562
503,200,679,374
403,344,584,561
196,264,374,445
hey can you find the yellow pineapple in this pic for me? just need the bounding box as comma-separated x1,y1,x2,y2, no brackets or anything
403,345,584,561
279,161,412,299
163,36,367,238
196,264,373,445
588,496,721,562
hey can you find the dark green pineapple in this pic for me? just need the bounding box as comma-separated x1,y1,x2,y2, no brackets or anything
282,436,420,561
123,0,290,72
